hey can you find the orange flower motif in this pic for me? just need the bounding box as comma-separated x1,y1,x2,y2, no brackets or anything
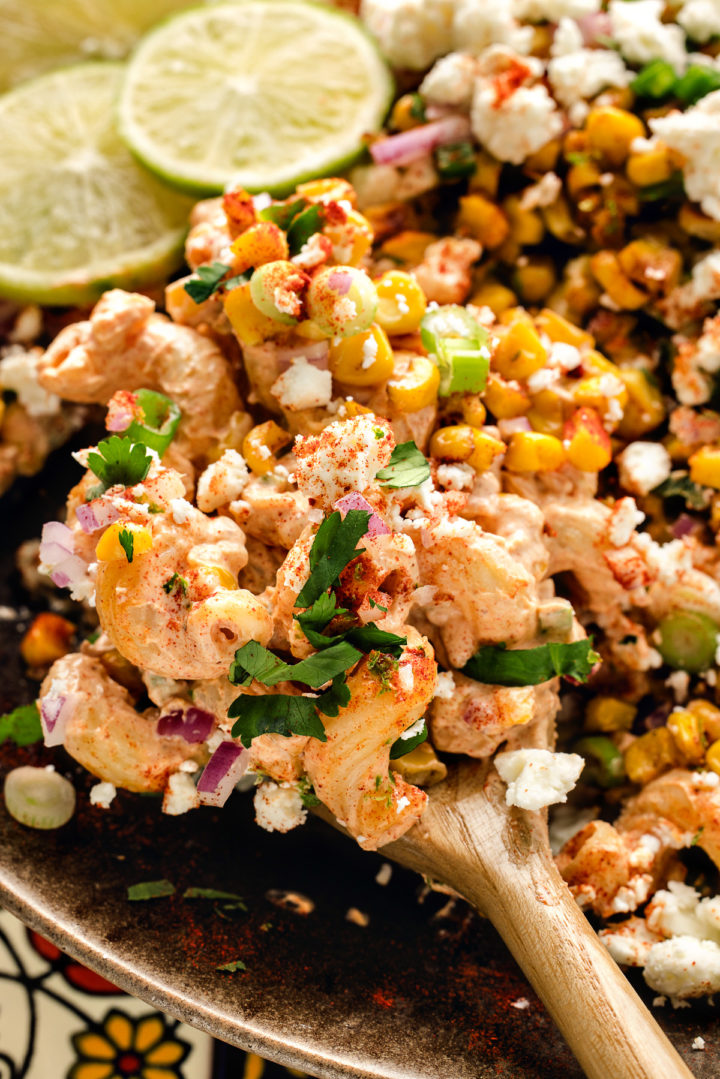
68,1009,190,1079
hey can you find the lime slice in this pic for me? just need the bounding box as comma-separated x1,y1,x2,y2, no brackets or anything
0,0,193,92
118,0,394,196
0,62,194,306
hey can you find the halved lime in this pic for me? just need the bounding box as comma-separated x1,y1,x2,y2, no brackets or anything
118,0,394,196
0,62,194,306
0,0,193,92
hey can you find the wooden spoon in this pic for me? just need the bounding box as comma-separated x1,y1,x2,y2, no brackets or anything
373,758,695,1079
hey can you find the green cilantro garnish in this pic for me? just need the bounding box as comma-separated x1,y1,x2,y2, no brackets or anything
127,879,176,901
87,435,153,494
0,702,43,747
375,441,430,489
228,694,328,747
367,652,399,692
230,639,362,689
259,198,308,230
297,776,321,808
287,204,323,255
653,473,708,509
163,572,189,597
117,528,134,563
295,509,370,608
369,598,388,613
463,640,599,687
217,959,247,973
183,261,232,303
389,719,428,760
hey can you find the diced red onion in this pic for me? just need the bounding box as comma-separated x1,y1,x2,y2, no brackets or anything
642,703,672,731
327,270,353,296
671,514,696,539
106,410,134,432
39,692,81,747
197,741,249,806
158,706,215,743
334,492,391,537
40,521,74,562
49,554,89,593
76,500,120,534
370,116,472,167
576,12,613,44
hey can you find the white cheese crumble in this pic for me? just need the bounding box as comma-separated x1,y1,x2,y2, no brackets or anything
398,665,415,693
89,781,116,809
692,1036,706,1050
519,171,563,211
548,18,630,109
360,0,454,70
196,449,250,512
170,498,193,525
665,670,690,703
494,749,584,811
270,355,333,411
549,341,582,372
361,334,379,369
452,0,533,54
617,441,671,496
254,781,308,833
647,882,720,945
651,91,720,220
294,414,391,508
419,52,477,108
691,770,720,789
644,936,720,999
510,997,531,1010
436,462,475,490
678,0,720,42
399,717,425,741
608,0,687,72
607,496,645,547
0,347,61,416
514,0,600,17
162,771,200,816
433,671,456,699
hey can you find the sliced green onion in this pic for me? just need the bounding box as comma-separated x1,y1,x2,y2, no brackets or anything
420,305,491,395
636,173,685,202
435,141,476,180
630,59,677,100
4,766,76,829
124,388,181,456
675,65,720,106
574,736,626,789
657,610,720,673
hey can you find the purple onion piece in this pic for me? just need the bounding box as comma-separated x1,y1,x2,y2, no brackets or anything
39,693,80,747
327,270,352,296
671,514,696,539
157,710,185,738
183,707,215,743
197,742,249,807
370,116,471,167
334,492,391,537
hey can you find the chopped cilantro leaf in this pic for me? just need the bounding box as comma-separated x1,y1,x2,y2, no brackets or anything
653,473,708,509
229,694,327,747
295,509,370,608
163,572,188,596
297,776,321,807
87,435,152,494
231,639,361,689
463,640,600,687
346,625,406,657
127,880,176,901
217,959,247,973
375,441,430,489
183,887,247,907
389,719,428,759
259,198,308,230
314,674,351,717
118,528,134,563
367,651,399,692
287,204,323,256
294,591,349,642
0,702,43,747
369,598,388,613
183,261,232,303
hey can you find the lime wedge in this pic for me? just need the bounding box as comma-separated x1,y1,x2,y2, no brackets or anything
118,0,394,196
0,0,193,92
0,62,194,306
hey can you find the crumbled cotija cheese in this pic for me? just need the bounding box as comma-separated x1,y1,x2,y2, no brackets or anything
548,18,630,108
609,0,687,71
196,449,250,512
651,91,720,220
436,462,475,490
678,0,720,41
452,0,533,54
433,671,456,699
360,0,454,70
0,347,61,416
607,496,645,547
643,936,720,999
89,781,116,809
254,781,308,833
162,772,199,816
170,498,193,525
494,749,584,811
270,355,333,411
470,49,563,164
616,441,672,495
420,52,478,107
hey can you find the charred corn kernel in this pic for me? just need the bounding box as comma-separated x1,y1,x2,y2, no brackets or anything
379,230,436,265
535,308,594,349
328,324,394,386
624,727,678,785
484,373,532,418
387,353,440,412
339,398,373,418
524,138,561,174
513,256,557,304
469,151,503,198
503,195,545,245
585,697,637,733
493,319,547,380
566,161,603,198
626,145,674,187
689,446,720,489
618,239,682,295
678,203,720,244
204,565,238,591
585,107,645,167
20,613,75,668
590,251,649,311
688,699,720,743
389,93,425,132
496,237,522,266
527,390,565,437
374,270,427,334
564,407,612,471
667,709,706,765
616,367,666,438
573,374,629,414
468,430,506,470
470,280,517,315
230,222,288,272
296,177,356,206
505,431,565,472
96,522,152,563
707,738,720,776
324,209,374,266
542,194,584,245
430,424,478,462
461,395,487,428
223,282,281,346
391,741,447,786
456,193,510,249
242,420,291,476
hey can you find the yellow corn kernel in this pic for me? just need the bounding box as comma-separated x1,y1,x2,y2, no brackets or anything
456,193,510,249
493,319,547,380
374,270,427,334
338,398,373,418
667,709,706,766
391,741,448,787
524,138,561,174
20,612,75,668
564,407,613,472
688,699,720,743
296,177,356,206
585,697,637,733
541,194,585,245
527,390,565,437
585,107,645,168
513,256,557,304
573,374,629,414
328,324,394,386
230,222,289,272
566,160,603,198
468,430,506,470
242,420,291,476
678,203,720,244
461,395,487,428
590,251,649,311
563,130,589,160
535,308,595,350
626,146,674,188
389,93,425,131
618,239,682,296
203,565,238,591
223,283,280,346
624,727,678,785
96,522,153,563
689,446,720,489
707,738,720,776
430,424,478,462
504,431,565,472
379,230,437,266
503,195,545,246
324,209,374,266
469,151,503,198
470,280,517,316
582,350,620,377
295,319,328,340
387,353,440,412
615,367,666,439
483,373,532,419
